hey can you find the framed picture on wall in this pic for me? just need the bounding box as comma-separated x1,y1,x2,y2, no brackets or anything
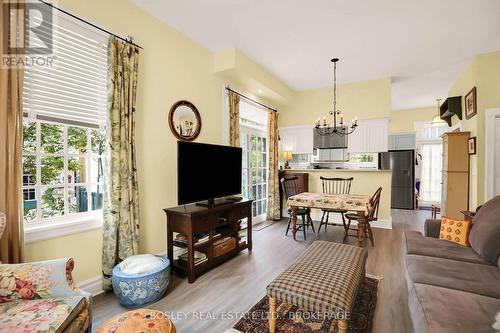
468,137,476,155
465,87,477,119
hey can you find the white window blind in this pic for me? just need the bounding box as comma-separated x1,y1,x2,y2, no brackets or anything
23,10,108,128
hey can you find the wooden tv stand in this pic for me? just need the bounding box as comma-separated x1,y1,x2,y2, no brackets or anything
164,199,253,283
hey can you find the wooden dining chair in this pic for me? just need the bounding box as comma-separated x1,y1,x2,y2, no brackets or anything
317,177,353,233
343,187,382,246
280,177,315,240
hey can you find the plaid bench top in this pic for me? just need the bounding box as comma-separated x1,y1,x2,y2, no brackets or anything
266,240,367,314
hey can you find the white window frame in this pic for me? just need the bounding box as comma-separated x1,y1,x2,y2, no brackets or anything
21,9,108,242
23,118,105,243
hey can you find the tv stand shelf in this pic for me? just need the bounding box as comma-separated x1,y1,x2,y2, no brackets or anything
164,199,253,283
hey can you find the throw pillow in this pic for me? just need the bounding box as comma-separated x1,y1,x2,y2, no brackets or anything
439,217,471,246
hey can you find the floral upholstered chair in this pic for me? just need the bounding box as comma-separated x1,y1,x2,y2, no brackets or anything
0,258,92,333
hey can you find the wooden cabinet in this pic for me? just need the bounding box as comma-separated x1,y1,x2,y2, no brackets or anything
441,132,470,219
164,200,252,283
388,133,416,150
280,126,313,154
347,118,389,153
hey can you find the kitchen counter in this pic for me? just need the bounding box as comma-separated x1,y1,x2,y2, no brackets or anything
286,168,391,173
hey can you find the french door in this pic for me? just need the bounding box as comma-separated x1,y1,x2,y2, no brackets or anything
240,126,268,222
419,143,443,205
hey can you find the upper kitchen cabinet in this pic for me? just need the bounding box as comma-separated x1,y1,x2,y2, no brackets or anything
280,125,314,154
347,118,389,153
388,133,416,150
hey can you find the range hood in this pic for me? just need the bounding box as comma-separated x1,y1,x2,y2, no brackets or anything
313,129,348,149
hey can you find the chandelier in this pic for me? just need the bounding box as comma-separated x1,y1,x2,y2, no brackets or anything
315,58,358,136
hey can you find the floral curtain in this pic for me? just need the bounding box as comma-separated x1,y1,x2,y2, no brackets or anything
102,37,140,290
0,0,25,263
266,110,280,221
229,92,240,147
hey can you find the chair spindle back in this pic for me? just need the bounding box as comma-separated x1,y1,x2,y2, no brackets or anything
281,177,301,200
320,177,354,195
368,187,383,221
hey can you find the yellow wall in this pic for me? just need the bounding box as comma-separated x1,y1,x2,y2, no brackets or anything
448,50,500,208
280,77,392,127
214,48,294,104
25,230,102,282
24,0,288,283
389,107,436,133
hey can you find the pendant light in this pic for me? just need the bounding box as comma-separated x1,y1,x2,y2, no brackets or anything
431,98,447,126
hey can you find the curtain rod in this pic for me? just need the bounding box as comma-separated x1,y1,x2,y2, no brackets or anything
225,86,277,112
38,0,143,49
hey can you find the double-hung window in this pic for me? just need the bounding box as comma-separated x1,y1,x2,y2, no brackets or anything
22,11,108,239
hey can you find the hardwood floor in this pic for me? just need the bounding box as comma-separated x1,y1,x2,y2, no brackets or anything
92,209,430,333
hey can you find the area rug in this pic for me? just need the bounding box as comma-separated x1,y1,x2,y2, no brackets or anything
232,276,380,333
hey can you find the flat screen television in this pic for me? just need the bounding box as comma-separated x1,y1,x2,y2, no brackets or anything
177,141,242,206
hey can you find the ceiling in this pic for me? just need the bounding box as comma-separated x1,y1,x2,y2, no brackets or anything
132,0,500,110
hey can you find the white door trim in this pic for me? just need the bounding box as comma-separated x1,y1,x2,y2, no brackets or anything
485,108,500,201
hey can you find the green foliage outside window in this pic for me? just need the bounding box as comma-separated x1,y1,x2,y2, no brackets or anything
22,120,105,221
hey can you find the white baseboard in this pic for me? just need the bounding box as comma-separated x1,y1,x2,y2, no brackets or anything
309,209,392,229
77,252,168,297
77,275,104,297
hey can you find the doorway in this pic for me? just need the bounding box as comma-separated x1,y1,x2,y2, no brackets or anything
239,100,269,223
486,108,500,200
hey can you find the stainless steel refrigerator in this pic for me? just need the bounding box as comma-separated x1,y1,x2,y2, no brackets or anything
379,150,415,210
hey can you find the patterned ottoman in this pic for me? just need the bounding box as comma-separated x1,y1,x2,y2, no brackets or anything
266,241,367,333
96,309,176,333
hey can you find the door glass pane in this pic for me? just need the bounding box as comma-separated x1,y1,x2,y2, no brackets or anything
241,127,269,218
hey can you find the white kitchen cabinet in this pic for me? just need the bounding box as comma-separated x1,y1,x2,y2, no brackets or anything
388,133,416,150
279,126,313,154
347,118,389,153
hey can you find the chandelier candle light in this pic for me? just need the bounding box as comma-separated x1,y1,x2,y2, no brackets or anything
315,58,358,136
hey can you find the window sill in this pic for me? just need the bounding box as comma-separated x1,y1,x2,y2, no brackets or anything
25,213,103,244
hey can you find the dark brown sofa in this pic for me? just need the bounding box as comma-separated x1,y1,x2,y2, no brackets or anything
403,196,500,333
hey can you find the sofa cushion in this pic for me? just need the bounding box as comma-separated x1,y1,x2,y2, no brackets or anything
0,296,86,332
403,231,488,265
469,195,500,265
412,283,500,333
438,217,471,246
405,254,500,298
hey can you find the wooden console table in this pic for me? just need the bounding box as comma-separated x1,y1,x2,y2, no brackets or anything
164,199,252,283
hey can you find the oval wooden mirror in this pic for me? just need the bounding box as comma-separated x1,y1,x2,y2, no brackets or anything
168,100,202,141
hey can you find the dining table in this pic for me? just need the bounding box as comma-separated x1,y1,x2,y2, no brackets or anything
287,192,372,246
